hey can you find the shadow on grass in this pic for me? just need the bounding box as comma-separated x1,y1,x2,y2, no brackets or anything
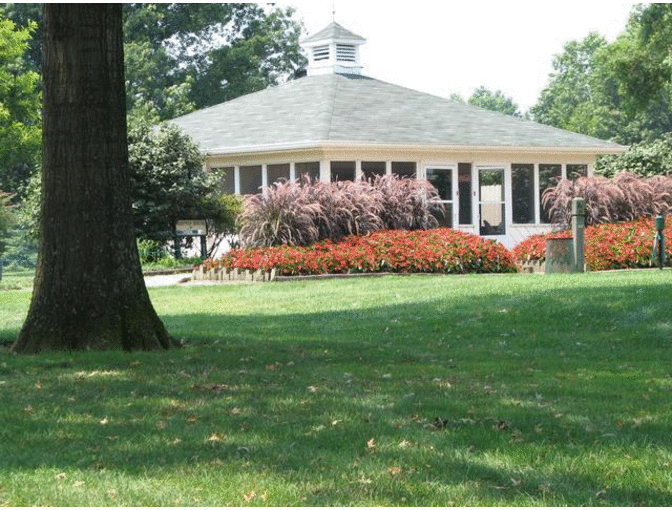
1,273,672,505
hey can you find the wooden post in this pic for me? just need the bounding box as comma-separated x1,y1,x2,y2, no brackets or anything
572,197,585,273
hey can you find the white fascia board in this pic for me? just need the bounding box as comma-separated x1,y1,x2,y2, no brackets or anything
202,140,628,158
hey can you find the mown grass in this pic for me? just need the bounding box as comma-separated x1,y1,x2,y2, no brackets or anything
0,266,34,291
1,271,672,506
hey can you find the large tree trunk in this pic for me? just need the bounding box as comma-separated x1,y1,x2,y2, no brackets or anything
12,5,177,353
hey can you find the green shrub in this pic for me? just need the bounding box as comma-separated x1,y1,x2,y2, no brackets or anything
137,239,169,264
596,133,672,178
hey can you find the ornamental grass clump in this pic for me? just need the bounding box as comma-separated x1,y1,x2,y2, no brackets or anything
237,175,444,248
374,174,443,230
236,179,324,248
542,171,672,228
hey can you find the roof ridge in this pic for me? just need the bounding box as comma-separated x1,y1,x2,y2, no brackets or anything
325,75,341,141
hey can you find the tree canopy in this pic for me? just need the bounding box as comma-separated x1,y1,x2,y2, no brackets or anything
0,15,40,198
450,87,521,117
467,86,522,117
530,5,672,147
5,3,307,121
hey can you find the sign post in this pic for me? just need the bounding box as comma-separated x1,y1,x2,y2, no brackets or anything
571,197,585,273
653,215,665,270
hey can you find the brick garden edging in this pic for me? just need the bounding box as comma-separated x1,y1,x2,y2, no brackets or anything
516,260,545,274
192,265,278,282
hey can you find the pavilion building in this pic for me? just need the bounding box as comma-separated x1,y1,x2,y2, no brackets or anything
169,22,626,248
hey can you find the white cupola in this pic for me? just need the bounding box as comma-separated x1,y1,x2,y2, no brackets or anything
301,22,366,76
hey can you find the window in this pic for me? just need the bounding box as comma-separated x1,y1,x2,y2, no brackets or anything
539,164,562,223
567,164,588,180
295,161,320,183
312,45,329,62
361,161,386,181
426,168,453,227
458,163,472,225
336,44,356,62
391,161,416,179
331,161,356,182
267,164,290,185
512,164,535,224
217,167,235,195
239,165,262,195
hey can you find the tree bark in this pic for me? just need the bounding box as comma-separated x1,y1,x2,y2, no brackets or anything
12,5,177,353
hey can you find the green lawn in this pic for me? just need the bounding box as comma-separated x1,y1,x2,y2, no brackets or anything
1,271,672,506
0,266,34,291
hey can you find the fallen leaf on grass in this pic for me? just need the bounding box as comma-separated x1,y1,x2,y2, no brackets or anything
242,490,268,503
367,438,377,453
208,433,224,442
495,420,509,431
191,383,240,392
388,466,403,476
55,473,66,480
72,481,85,488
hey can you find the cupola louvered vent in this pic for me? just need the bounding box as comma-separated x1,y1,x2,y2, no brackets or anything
312,44,330,62
336,44,356,62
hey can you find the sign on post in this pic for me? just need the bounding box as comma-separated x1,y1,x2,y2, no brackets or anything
175,219,207,236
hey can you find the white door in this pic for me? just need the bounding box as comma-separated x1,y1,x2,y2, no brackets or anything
478,167,506,236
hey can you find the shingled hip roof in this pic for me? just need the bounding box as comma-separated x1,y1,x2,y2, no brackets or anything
169,73,627,156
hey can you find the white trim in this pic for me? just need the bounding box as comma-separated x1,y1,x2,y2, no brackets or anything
234,166,240,195
203,140,626,159
319,159,329,182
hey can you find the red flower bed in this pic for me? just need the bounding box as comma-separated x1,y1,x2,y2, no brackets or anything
513,217,672,271
202,228,517,276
